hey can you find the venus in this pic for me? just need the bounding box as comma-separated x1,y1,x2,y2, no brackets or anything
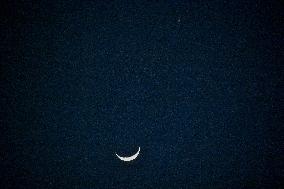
115,147,141,162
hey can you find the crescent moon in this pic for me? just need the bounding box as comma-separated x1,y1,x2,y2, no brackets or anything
115,147,141,162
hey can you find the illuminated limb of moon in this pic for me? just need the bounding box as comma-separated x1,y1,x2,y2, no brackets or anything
115,147,141,162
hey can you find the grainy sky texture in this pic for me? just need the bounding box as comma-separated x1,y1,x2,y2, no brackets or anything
1,0,283,188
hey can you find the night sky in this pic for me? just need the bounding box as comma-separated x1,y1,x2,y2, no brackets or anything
1,0,283,188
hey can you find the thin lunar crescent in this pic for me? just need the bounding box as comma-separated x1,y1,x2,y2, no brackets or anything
115,147,140,162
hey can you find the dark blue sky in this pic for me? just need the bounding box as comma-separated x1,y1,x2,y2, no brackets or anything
1,0,283,188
